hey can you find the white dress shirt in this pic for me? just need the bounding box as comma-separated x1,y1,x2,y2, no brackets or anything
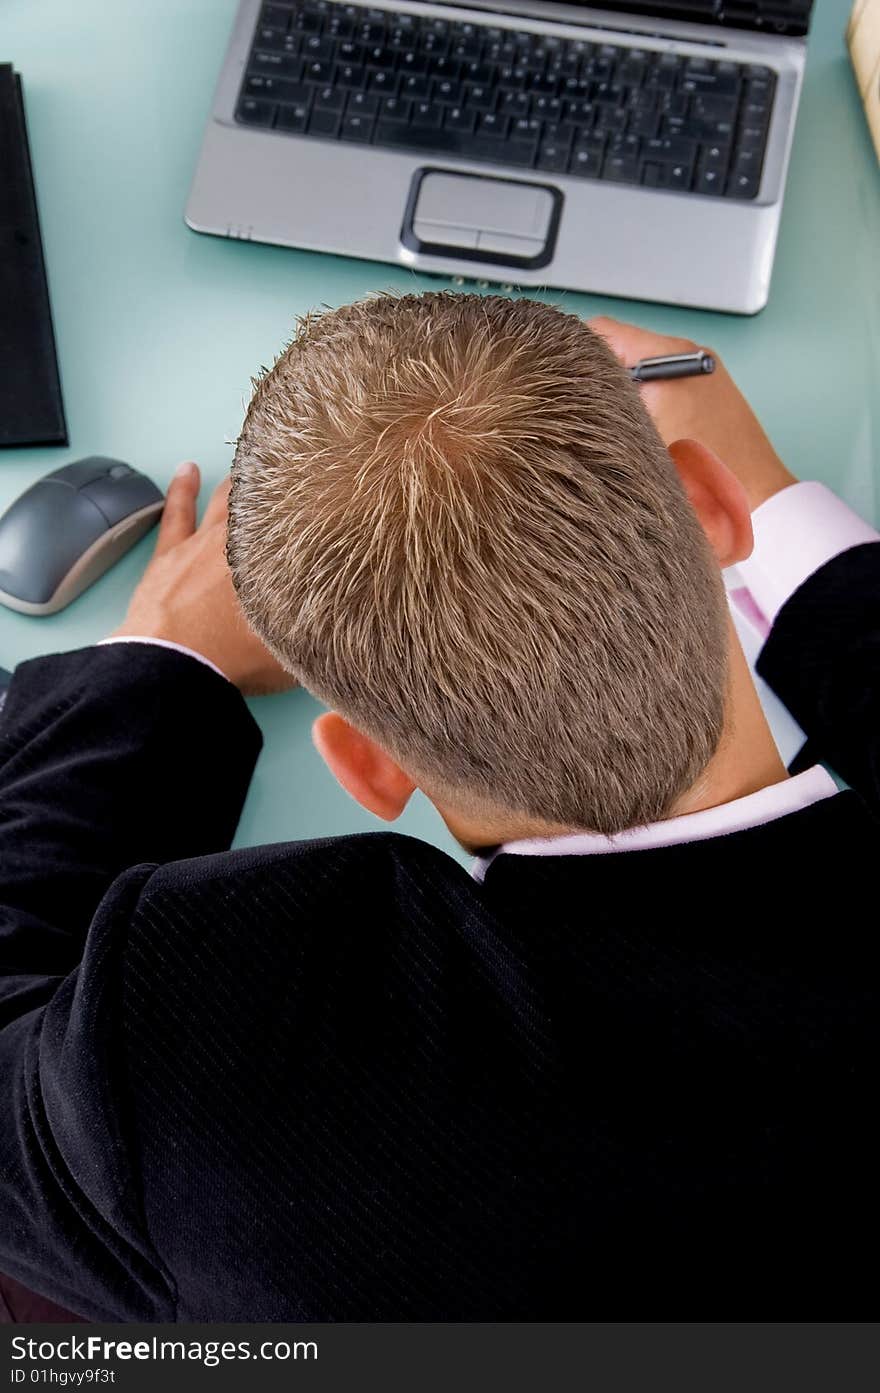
101,480,878,871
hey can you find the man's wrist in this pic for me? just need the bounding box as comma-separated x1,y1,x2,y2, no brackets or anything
100,634,232,684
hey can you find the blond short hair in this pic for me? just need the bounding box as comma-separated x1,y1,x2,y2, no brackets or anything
229,293,727,835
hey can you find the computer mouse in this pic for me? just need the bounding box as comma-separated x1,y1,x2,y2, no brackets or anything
0,457,164,616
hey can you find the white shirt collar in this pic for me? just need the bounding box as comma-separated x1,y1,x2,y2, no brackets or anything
472,765,838,882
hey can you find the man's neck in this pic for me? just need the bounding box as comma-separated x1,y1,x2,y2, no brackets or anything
439,620,788,853
671,617,789,817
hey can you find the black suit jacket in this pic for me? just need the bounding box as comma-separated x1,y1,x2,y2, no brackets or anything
1,545,878,1321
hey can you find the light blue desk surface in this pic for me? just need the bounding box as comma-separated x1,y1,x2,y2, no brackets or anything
2,0,879,862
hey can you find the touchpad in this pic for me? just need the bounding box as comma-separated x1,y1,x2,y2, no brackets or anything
403,169,562,269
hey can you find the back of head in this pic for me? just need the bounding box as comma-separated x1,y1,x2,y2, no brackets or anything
229,293,727,835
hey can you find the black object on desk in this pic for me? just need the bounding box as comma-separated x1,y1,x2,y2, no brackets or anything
0,64,67,448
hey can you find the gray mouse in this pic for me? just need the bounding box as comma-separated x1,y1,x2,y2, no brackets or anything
0,457,165,616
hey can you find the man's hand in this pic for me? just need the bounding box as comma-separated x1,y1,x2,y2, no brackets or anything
111,462,296,695
590,316,797,511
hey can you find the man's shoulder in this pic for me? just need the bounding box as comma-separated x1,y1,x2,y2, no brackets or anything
117,833,490,1041
134,830,478,920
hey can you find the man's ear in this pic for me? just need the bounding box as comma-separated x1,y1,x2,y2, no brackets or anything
313,712,417,822
668,438,753,568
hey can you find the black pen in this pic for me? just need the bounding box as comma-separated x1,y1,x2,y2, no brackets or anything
628,351,716,383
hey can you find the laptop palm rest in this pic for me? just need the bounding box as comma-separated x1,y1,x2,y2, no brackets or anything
402,169,562,271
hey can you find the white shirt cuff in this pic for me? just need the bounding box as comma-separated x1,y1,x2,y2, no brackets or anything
97,636,230,683
735,481,880,628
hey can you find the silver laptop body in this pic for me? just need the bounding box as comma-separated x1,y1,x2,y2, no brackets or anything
186,1,814,314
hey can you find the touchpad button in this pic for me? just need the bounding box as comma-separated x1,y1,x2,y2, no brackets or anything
406,170,561,267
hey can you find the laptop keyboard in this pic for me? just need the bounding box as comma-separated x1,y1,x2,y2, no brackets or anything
236,1,777,200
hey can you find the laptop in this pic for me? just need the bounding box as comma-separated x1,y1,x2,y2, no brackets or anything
185,1,815,314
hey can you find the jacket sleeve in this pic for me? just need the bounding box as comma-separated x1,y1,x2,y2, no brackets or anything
756,541,880,812
0,644,263,1317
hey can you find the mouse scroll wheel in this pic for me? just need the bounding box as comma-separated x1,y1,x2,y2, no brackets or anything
109,464,132,478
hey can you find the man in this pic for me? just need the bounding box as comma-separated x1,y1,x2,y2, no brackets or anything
0,296,876,1321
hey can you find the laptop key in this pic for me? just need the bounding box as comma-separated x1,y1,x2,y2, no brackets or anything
477,112,509,138
464,63,493,86
497,65,528,92
254,26,296,53
608,133,641,159
445,105,476,132
665,162,693,190
645,67,677,91
532,95,562,120
347,91,379,116
726,169,759,198
434,79,463,104
276,102,311,133
341,112,375,140
246,75,310,104
401,75,430,100
336,63,366,87
309,107,342,136
592,81,624,105
512,117,542,141
380,95,411,122
658,92,688,118
536,142,569,172
693,95,737,123
569,144,602,177
565,99,595,125
500,91,532,116
465,84,496,111
680,72,739,96
738,125,766,150
337,41,364,64
262,5,293,28
629,88,658,113
413,101,443,128
314,85,345,110
292,12,323,33
731,148,759,173
249,50,303,79
429,57,462,80
398,51,428,75
619,54,648,85
236,97,276,127
603,155,640,182
694,165,724,195
629,110,659,139
302,35,335,62
526,75,559,96
645,136,698,165
365,45,396,70
366,70,398,93
543,121,576,146
594,107,627,134
742,101,771,126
